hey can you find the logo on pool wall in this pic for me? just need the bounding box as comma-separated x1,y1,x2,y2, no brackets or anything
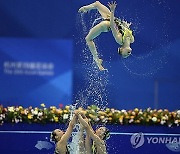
166,142,180,152
130,132,144,148
35,141,53,150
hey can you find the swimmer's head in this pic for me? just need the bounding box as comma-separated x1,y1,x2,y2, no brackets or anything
50,129,64,143
95,127,110,140
118,46,132,58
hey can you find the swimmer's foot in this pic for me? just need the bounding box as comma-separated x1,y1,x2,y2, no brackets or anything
78,6,88,13
94,58,107,71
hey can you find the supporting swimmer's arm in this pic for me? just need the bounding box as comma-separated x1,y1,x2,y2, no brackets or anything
78,114,103,145
78,113,89,128
108,2,122,45
61,114,77,143
85,133,92,154
77,115,92,153
79,125,85,154
80,113,93,154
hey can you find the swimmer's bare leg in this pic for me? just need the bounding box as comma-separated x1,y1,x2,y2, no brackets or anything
85,21,109,71
79,1,111,19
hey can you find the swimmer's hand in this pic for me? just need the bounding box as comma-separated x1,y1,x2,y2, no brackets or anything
74,110,80,116
108,1,117,12
78,6,88,13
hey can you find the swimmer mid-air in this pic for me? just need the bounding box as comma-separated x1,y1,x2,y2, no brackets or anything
79,1,134,71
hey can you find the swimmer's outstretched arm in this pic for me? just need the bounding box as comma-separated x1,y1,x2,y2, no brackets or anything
83,114,92,154
77,112,92,154
78,113,103,145
61,114,77,143
79,125,85,154
79,121,92,154
108,1,122,45
85,133,92,154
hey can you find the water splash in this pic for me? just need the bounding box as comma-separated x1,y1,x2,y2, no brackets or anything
68,104,85,154
68,124,81,154
118,0,171,78
72,14,110,154
121,46,169,77
75,12,109,110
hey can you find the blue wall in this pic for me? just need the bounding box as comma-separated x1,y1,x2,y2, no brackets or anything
0,38,73,107
0,0,180,110
0,124,179,154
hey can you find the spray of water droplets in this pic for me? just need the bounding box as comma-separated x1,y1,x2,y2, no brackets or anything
120,42,170,77
75,11,109,110
117,0,171,78
68,12,110,154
